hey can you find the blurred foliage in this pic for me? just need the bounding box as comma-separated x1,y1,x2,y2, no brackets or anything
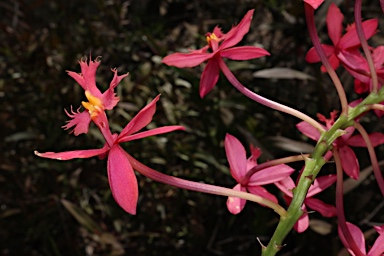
1,0,384,255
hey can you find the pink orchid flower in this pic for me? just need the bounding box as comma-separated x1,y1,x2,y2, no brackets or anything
275,174,337,233
36,90,184,214
337,46,384,94
304,0,324,9
224,134,294,214
64,56,128,136
305,3,378,72
162,9,270,98
296,109,384,179
339,222,384,256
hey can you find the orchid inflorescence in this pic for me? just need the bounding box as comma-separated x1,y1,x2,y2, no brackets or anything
36,0,384,255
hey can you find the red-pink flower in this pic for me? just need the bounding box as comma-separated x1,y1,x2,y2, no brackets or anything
275,174,337,233
36,95,185,215
296,109,384,179
162,9,270,98
305,3,378,72
64,56,128,135
224,134,294,214
339,222,384,256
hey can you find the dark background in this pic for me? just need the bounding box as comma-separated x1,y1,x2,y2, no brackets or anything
1,0,384,255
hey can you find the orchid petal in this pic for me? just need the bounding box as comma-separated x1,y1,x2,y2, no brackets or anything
220,9,254,49
62,107,92,136
339,19,378,49
248,164,294,185
305,197,336,217
226,184,247,214
294,208,309,233
107,145,138,215
34,145,109,161
304,0,324,9
368,231,384,256
199,57,220,98
118,126,185,143
247,185,278,204
327,3,344,46
220,46,270,60
162,52,213,68
347,133,384,147
339,222,367,255
305,45,334,63
339,146,360,180
275,176,295,197
307,174,337,197
119,95,160,138
225,134,247,182
101,69,128,110
296,121,322,141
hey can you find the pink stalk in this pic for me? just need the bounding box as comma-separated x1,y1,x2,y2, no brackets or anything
124,151,287,217
241,154,310,184
333,148,365,256
354,0,379,93
353,122,384,196
367,104,384,112
304,3,348,115
217,58,325,132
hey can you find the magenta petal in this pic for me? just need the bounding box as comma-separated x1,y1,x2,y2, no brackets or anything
369,231,384,256
62,107,92,136
199,58,220,98
304,0,324,9
305,197,336,217
274,176,295,197
296,121,322,141
347,133,384,147
67,71,86,90
224,134,247,182
339,146,360,180
326,3,343,46
119,95,160,138
101,69,128,110
107,145,138,215
339,222,367,255
35,145,109,160
162,52,213,68
294,208,309,233
307,174,337,197
220,9,254,49
220,46,270,60
248,164,294,185
226,184,247,214
118,126,185,143
305,45,334,63
339,19,378,49
247,185,278,204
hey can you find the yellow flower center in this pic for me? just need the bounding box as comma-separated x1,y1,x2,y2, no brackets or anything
206,33,219,44
82,90,104,118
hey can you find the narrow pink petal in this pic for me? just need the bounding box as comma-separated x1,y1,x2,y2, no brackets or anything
326,3,344,46
226,184,247,214
162,52,213,68
340,126,356,142
248,164,294,185
339,146,360,179
305,45,334,63
101,69,129,110
220,46,270,60
368,232,384,256
199,58,220,98
34,145,109,160
305,197,336,217
294,208,309,233
118,126,185,143
107,145,138,215
247,185,278,204
212,26,224,38
274,176,295,197
219,9,254,49
62,107,91,136
339,19,378,49
79,57,102,97
307,174,336,197
119,95,160,138
296,121,322,141
67,71,86,90
224,134,247,182
327,53,341,70
304,0,324,9
339,222,367,255
347,133,384,147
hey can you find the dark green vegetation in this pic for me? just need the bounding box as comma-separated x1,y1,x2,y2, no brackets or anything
1,0,383,255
